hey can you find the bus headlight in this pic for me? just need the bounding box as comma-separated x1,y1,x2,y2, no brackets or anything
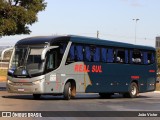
32,80,41,85
7,80,13,84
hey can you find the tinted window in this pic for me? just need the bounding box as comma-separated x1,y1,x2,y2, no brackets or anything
101,48,107,62
125,50,129,63
90,46,100,62
75,45,83,61
144,51,155,64
45,48,63,73
131,50,142,64
85,46,91,61
68,45,75,61
67,44,84,63
116,49,125,63
107,48,114,63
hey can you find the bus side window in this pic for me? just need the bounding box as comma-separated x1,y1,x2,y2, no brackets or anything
101,48,107,62
116,49,125,63
60,43,67,54
125,50,129,63
67,44,75,62
75,45,83,61
107,48,113,63
151,52,155,63
93,47,100,62
129,50,133,64
85,46,91,61
143,52,148,64
46,51,57,71
132,50,142,64
148,52,155,64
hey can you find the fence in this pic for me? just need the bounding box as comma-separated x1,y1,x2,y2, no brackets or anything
0,61,9,70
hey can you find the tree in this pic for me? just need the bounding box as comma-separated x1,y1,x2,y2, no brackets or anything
0,0,47,36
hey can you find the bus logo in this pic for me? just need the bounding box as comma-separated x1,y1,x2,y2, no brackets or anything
22,70,27,75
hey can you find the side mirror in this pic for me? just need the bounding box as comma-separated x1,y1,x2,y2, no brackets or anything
41,46,59,60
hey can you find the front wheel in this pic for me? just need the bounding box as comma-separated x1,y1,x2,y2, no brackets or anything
123,82,139,98
64,82,72,100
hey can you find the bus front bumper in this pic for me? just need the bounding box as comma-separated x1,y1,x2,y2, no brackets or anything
6,79,45,94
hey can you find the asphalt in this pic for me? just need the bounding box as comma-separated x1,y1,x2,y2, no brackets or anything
0,82,160,120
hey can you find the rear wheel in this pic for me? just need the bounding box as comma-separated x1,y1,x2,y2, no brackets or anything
123,82,138,98
99,93,112,99
64,82,72,100
33,94,41,100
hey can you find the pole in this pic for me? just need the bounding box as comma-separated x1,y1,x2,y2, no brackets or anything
133,19,139,44
97,30,99,38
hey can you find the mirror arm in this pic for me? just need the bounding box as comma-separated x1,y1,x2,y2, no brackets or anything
41,46,59,60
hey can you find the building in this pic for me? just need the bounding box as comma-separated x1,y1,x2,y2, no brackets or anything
156,36,160,48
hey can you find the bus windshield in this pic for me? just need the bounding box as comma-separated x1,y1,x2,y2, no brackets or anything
26,48,44,75
9,43,67,77
10,47,44,77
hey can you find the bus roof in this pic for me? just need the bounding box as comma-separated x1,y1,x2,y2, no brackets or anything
15,35,155,51
70,35,155,51
15,36,67,45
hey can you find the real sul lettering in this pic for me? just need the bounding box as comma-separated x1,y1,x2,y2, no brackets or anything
74,64,102,73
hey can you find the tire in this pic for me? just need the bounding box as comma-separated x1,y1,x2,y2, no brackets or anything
124,82,138,98
71,82,76,98
33,94,41,100
64,82,72,100
99,93,112,99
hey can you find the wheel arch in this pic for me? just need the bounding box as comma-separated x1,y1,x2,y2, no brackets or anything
131,80,139,91
63,78,76,97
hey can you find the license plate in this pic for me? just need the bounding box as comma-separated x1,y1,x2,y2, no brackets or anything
18,88,24,92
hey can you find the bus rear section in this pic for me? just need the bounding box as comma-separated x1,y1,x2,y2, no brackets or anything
65,42,156,98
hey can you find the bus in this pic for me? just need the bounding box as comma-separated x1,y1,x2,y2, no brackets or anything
7,35,157,100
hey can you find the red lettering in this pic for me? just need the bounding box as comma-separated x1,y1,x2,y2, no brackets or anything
131,76,140,79
92,65,95,72
79,65,83,72
149,70,155,73
84,65,90,72
74,64,79,72
92,65,102,73
98,66,102,73
74,64,102,73
96,66,99,73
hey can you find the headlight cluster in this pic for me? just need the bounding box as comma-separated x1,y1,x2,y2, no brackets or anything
32,79,44,85
7,80,13,84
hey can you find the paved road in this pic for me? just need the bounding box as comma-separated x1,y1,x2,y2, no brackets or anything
0,82,160,120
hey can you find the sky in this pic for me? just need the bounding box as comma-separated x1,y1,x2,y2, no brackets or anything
0,0,160,47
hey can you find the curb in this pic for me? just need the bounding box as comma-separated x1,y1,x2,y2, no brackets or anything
0,80,6,82
153,91,160,93
0,81,6,83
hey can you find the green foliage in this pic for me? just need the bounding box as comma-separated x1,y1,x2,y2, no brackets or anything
0,0,47,36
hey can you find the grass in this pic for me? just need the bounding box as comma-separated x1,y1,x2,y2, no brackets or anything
0,69,7,81
0,69,7,76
